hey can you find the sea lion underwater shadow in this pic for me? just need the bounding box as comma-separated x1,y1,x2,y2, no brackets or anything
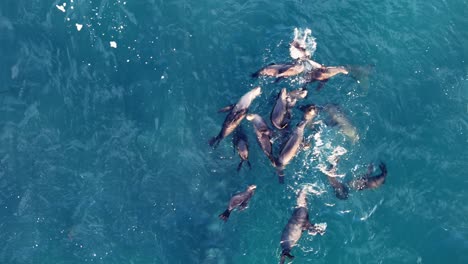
276,105,318,184
232,125,251,172
279,187,326,264
322,104,359,144
219,185,257,222
209,87,262,148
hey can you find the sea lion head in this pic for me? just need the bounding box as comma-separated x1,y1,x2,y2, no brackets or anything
247,185,257,192
302,104,318,121
250,86,262,98
246,113,256,121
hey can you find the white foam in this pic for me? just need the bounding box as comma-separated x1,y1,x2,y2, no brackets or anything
56,4,66,13
75,24,83,31
110,41,117,48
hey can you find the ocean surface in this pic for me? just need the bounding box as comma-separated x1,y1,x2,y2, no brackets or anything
1,0,467,263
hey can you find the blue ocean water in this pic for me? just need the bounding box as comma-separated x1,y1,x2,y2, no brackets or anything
0,0,467,263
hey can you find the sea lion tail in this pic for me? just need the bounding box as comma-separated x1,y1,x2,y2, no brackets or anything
276,167,285,184
218,209,231,222
237,160,245,172
346,64,374,91
279,251,294,264
209,136,221,148
379,162,387,176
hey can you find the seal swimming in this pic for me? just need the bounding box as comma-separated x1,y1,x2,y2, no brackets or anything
276,105,318,183
233,126,251,171
279,187,326,264
304,66,349,90
319,159,349,200
251,62,305,79
271,87,308,130
209,87,262,148
349,162,387,191
219,185,257,222
323,104,359,144
245,113,276,166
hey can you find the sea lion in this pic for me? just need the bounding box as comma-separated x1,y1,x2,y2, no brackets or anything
233,126,251,171
279,187,326,264
304,66,349,90
319,160,349,200
349,162,387,190
271,88,308,130
219,185,257,222
245,114,275,166
209,87,262,148
323,104,359,144
276,105,318,183
251,62,305,79
290,28,312,60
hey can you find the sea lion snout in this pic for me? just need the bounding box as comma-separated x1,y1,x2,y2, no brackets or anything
246,113,255,121
252,86,262,97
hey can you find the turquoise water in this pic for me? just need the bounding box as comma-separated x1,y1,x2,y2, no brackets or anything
1,0,467,263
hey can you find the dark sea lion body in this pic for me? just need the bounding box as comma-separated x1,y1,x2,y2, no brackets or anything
219,185,256,222
349,163,387,190
233,126,251,171
271,88,308,130
276,105,317,183
252,62,305,78
279,188,325,264
327,175,349,200
246,114,275,166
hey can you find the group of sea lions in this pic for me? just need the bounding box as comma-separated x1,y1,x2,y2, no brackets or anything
209,28,387,263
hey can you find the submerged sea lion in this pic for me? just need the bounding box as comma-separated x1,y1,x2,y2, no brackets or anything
304,66,349,90
246,114,276,166
251,62,305,79
219,185,257,222
233,126,251,171
209,87,262,148
271,88,308,130
324,104,359,144
279,187,326,264
349,162,387,190
276,105,318,183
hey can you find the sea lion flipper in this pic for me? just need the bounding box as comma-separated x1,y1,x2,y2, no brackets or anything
239,201,249,211
274,77,285,83
208,136,221,148
316,80,328,91
218,104,234,113
219,209,231,222
379,162,387,175
308,223,326,235
301,139,311,150
237,160,244,172
247,160,252,169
